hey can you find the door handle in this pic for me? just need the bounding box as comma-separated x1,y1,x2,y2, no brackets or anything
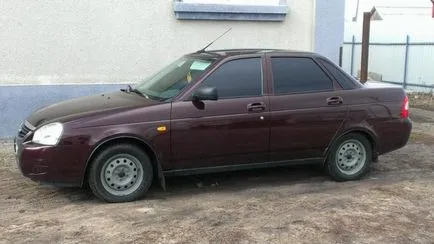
247,102,266,112
327,96,343,105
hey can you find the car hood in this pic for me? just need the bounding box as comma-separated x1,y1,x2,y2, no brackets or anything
26,91,158,127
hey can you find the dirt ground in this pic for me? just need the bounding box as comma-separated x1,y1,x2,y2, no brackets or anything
409,92,434,111
1,111,433,244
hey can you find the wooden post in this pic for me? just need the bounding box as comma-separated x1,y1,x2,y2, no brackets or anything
360,12,371,83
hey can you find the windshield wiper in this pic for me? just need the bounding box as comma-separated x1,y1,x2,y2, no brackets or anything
120,85,133,93
120,85,150,99
122,85,167,101
131,88,150,99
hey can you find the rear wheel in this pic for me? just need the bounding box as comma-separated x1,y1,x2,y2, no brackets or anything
88,144,153,203
326,133,372,181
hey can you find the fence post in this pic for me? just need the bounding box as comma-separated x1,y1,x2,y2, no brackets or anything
350,35,355,76
403,35,410,89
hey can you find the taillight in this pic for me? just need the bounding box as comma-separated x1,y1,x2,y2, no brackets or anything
401,95,409,119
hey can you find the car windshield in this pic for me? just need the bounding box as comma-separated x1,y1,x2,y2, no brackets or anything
135,56,216,100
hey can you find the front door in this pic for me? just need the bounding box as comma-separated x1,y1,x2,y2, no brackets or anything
170,57,270,169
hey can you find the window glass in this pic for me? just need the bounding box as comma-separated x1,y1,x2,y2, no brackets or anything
200,58,262,99
271,57,333,94
135,56,216,100
318,59,356,90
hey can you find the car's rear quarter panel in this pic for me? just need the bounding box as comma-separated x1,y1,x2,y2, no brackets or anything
334,86,411,156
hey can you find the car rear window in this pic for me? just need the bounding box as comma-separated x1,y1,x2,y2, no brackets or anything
318,58,358,90
271,57,333,94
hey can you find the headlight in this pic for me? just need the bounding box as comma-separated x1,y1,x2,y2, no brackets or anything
32,122,63,146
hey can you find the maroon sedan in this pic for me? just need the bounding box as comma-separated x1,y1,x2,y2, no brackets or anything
14,49,411,202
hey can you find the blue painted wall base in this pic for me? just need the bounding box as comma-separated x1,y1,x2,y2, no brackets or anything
0,84,126,138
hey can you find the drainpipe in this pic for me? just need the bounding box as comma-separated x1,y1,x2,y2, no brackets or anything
352,0,360,21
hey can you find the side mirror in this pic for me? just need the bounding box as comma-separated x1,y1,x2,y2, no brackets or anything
192,86,218,101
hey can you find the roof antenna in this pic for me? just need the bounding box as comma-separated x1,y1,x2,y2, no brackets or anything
196,27,232,53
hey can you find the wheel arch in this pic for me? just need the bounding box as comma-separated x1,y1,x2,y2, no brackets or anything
81,136,165,190
324,128,378,164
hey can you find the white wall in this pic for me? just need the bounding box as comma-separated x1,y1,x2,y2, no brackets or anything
0,0,315,85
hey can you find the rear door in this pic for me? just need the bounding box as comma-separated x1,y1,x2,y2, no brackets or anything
170,56,270,169
267,55,348,161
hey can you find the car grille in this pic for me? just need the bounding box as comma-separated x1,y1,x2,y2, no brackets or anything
17,122,33,138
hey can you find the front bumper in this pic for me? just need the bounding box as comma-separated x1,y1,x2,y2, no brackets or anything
14,137,86,187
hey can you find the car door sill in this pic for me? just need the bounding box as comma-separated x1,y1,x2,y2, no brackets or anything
163,157,323,176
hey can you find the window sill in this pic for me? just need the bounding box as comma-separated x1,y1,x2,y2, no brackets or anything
173,1,289,22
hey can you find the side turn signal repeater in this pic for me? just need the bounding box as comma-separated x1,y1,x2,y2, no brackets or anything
157,126,167,132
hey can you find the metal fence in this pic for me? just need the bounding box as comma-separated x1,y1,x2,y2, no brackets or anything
342,35,434,91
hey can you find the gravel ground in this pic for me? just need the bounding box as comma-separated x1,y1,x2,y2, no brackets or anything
0,113,433,244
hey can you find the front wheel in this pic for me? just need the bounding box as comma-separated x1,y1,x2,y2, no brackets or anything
88,144,153,203
326,133,372,181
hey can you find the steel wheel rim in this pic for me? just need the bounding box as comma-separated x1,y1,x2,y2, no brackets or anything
100,154,144,196
336,139,366,175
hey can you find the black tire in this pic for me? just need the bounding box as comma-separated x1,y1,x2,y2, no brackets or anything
88,144,153,203
326,133,372,181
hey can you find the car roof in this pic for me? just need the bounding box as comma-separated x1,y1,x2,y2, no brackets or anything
188,48,317,59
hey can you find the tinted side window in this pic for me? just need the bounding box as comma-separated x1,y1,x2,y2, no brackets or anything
201,58,262,99
319,59,355,89
271,57,332,94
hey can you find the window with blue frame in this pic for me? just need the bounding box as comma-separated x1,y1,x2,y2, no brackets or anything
173,0,289,21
